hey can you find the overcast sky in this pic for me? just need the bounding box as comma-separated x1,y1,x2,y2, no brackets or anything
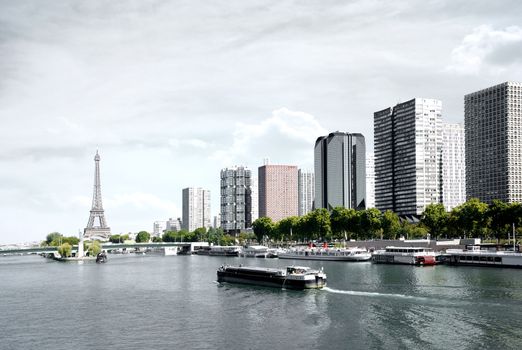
1,0,522,244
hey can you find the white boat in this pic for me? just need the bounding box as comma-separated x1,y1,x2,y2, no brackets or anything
240,245,269,258
444,244,522,268
208,246,241,257
163,247,179,256
372,246,440,265
278,247,372,261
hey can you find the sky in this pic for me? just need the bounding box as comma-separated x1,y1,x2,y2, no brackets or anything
1,0,522,244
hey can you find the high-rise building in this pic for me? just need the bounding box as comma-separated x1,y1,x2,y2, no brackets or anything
442,122,466,211
182,187,211,232
251,175,259,222
314,132,366,211
374,98,442,216
258,165,298,222
166,217,182,232
465,82,522,203
366,153,375,208
298,169,315,216
220,166,253,234
153,221,167,237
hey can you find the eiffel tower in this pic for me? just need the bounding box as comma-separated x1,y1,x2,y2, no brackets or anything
84,151,111,240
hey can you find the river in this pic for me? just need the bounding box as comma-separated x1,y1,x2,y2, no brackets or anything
1,254,521,349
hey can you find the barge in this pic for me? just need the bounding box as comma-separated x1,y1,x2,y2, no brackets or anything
217,265,327,289
372,246,441,265
278,247,371,261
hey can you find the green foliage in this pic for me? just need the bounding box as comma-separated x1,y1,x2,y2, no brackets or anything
220,234,236,246
109,235,122,243
450,198,489,238
152,236,163,242
136,231,151,243
359,208,382,239
421,203,448,238
252,217,275,243
381,210,401,239
87,241,101,256
275,216,299,241
193,227,207,242
46,232,62,245
162,231,178,242
304,208,332,241
57,243,72,257
238,232,255,245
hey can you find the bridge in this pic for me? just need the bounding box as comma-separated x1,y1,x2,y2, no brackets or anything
0,242,209,255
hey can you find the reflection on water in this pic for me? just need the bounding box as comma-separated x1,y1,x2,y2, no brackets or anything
0,255,521,350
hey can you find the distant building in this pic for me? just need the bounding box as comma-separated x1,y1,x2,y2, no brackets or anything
374,98,442,216
251,175,259,222
153,221,167,237
366,153,375,208
220,166,253,234
442,122,466,211
298,169,314,216
314,131,366,210
182,188,211,232
166,217,182,232
465,82,522,203
258,164,298,222
213,214,221,229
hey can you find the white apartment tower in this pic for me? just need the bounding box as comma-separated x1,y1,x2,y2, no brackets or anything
220,166,253,234
374,98,442,216
366,153,375,208
442,122,466,211
465,82,522,203
182,187,211,232
298,169,314,216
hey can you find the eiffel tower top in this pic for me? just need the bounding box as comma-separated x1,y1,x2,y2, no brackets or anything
94,150,100,161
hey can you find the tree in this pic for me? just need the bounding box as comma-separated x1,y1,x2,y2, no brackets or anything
421,203,448,239
193,227,207,242
275,216,299,242
87,241,101,256
451,198,489,238
304,208,332,241
57,243,72,257
359,208,382,239
381,210,401,239
488,200,510,241
109,235,121,244
162,231,178,242
152,236,163,242
252,217,274,243
45,232,62,246
136,231,151,243
330,207,351,240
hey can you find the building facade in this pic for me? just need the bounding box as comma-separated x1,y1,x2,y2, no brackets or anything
366,153,375,208
374,98,442,216
442,122,466,210
258,165,298,222
465,82,522,203
298,169,315,216
153,220,167,237
182,187,211,232
314,132,366,211
166,217,182,232
220,166,253,234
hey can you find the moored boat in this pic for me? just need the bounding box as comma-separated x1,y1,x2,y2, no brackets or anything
240,245,269,258
217,265,327,289
444,244,522,268
372,246,440,265
208,245,241,256
278,247,372,261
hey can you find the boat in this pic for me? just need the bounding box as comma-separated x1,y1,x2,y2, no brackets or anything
444,244,522,268
96,252,108,263
266,248,287,258
278,247,372,261
240,245,269,258
372,246,440,265
217,265,327,289
208,246,241,256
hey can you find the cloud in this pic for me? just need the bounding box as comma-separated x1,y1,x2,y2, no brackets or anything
211,107,328,168
447,25,522,74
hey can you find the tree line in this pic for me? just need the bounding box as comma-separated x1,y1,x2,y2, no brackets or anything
252,199,522,243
